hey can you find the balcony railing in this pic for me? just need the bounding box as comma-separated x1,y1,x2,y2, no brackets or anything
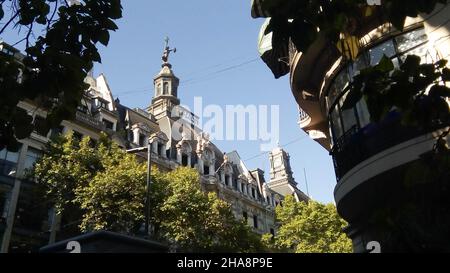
331,113,447,182
75,111,106,131
298,107,312,128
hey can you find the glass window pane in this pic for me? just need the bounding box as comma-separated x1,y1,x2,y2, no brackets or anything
351,53,369,77
400,44,429,64
23,147,42,172
356,98,371,128
396,28,427,53
369,40,396,65
340,93,358,132
331,107,343,140
0,149,6,161
5,150,19,163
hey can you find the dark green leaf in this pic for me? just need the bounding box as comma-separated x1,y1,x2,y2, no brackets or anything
341,89,362,110
401,55,421,75
377,55,394,73
429,85,450,98
97,30,110,46
442,68,450,82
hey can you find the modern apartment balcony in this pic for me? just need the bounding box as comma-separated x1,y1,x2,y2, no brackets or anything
332,116,449,222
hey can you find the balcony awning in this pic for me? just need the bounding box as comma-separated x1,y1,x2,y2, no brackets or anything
251,0,298,19
251,0,271,18
258,18,290,79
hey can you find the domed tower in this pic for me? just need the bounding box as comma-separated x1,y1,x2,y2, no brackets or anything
149,37,180,120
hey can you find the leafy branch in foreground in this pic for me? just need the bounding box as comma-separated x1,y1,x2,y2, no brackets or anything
0,0,122,152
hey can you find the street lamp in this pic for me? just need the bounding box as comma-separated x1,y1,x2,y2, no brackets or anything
126,137,152,237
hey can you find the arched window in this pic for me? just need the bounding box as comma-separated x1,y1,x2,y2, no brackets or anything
163,82,169,95
156,83,162,96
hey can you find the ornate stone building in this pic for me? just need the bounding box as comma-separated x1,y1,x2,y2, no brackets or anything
0,40,309,252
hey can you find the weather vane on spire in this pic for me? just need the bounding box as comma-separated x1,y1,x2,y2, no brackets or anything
162,36,176,66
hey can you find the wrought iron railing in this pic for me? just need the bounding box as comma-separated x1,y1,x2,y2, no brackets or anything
331,115,447,182
298,107,312,128
75,111,106,131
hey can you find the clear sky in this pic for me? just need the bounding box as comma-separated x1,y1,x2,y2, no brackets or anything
2,0,337,203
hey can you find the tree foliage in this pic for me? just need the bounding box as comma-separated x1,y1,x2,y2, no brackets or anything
0,0,122,152
33,132,145,234
263,195,352,253
150,167,263,253
342,55,450,129
33,134,262,252
257,0,448,60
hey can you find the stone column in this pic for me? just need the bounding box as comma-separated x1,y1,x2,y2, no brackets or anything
197,157,204,174
176,148,182,164
209,160,215,176
187,153,192,167
151,141,158,154
133,128,140,145
220,171,225,184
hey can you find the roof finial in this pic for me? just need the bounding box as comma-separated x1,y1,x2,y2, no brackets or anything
162,36,176,68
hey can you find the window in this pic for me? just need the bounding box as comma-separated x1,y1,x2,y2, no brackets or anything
225,175,230,186
395,28,427,54
103,119,114,131
340,93,358,132
241,183,245,193
157,83,162,96
158,143,165,157
51,126,65,138
204,165,210,175
369,40,396,65
182,154,188,166
34,116,49,137
77,104,89,114
163,82,169,95
232,178,238,190
253,215,258,229
243,211,248,222
97,100,109,109
23,147,42,174
139,134,146,146
251,188,256,199
328,28,429,146
0,146,21,177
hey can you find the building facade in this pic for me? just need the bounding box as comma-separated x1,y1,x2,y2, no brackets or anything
0,41,309,252
253,2,450,252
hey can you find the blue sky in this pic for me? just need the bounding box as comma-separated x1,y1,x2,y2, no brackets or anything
2,0,337,203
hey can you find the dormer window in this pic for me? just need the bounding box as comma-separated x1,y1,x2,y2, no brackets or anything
103,119,114,131
96,98,109,110
232,177,238,190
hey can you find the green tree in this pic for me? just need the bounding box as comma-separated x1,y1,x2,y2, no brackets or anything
151,167,263,252
263,195,352,253
0,0,122,152
33,132,146,235
33,134,262,252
